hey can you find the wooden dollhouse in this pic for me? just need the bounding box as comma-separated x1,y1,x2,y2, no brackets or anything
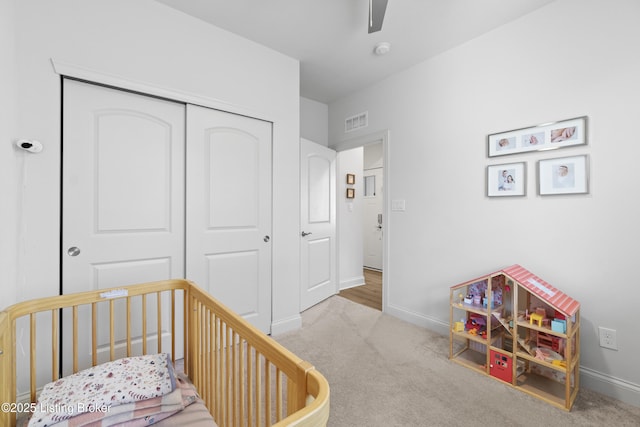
449,265,580,410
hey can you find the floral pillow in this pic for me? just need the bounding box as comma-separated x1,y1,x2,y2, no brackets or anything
29,353,176,427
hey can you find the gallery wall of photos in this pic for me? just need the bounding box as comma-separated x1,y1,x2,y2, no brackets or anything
486,116,589,197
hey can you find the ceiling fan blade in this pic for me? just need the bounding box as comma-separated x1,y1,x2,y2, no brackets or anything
368,0,388,33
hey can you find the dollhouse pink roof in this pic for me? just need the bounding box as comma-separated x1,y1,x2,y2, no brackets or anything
451,264,580,317
502,264,580,316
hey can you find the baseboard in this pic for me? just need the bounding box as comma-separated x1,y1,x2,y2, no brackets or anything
270,314,302,336
339,275,365,291
384,303,640,408
384,303,450,336
580,366,640,407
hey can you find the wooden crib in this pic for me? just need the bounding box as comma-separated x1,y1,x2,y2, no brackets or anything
0,279,329,426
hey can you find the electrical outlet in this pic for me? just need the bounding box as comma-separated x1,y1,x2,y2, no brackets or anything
599,327,617,350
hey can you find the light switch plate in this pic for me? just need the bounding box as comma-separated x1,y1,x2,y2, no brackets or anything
391,199,406,211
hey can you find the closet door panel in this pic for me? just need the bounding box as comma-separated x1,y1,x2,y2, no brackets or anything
186,104,272,333
62,79,185,371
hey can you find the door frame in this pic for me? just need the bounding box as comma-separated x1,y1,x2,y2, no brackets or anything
52,60,274,123
330,129,389,312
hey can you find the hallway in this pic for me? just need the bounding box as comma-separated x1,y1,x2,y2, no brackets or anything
338,269,382,311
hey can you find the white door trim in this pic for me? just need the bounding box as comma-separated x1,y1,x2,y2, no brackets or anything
331,130,390,312
51,58,275,124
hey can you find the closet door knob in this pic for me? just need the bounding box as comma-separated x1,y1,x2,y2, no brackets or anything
67,246,81,257
301,231,312,237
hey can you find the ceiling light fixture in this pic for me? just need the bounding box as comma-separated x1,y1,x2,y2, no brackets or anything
374,42,391,56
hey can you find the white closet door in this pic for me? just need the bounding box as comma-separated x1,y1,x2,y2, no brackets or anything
186,104,272,334
62,79,185,369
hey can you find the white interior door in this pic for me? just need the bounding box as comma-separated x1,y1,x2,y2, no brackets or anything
62,79,185,369
363,167,383,270
186,104,272,333
300,138,336,311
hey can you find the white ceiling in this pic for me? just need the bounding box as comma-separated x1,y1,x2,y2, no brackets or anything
155,0,555,104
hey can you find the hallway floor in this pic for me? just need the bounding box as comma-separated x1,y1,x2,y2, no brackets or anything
338,269,382,311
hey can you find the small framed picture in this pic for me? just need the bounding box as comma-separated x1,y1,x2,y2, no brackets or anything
346,188,355,198
487,162,526,197
346,174,355,185
488,116,587,157
538,155,589,195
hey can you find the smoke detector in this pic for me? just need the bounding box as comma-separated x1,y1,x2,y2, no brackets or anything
374,42,391,56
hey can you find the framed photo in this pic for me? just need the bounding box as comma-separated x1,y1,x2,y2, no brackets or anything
346,174,355,185
538,155,589,195
346,188,355,198
487,162,526,197
488,116,587,157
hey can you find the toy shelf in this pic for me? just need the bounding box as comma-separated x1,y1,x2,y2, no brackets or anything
449,265,580,411
451,328,504,347
516,371,578,409
449,347,487,374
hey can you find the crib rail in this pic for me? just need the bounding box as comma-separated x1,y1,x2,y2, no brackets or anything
0,279,329,427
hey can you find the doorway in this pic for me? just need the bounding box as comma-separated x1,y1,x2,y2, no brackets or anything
333,130,388,312
362,143,383,271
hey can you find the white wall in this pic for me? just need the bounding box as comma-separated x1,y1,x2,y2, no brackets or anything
337,147,364,290
300,97,329,146
329,0,640,406
0,0,17,308
3,0,302,333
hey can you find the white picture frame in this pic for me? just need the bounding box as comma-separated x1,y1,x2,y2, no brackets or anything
538,155,589,195
487,162,526,197
488,116,587,157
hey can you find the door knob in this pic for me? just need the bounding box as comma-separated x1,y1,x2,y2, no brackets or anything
67,246,81,257
301,231,312,237
263,235,270,242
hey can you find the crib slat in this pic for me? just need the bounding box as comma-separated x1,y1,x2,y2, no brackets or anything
91,303,97,366
200,302,206,408
239,337,246,427
207,306,211,410
126,296,132,357
109,299,115,361
255,351,261,427
215,316,222,423
30,313,36,403
183,290,188,373
276,368,283,422
157,291,162,354
142,294,147,355
265,359,271,427
247,344,254,426
227,325,232,427
211,311,216,420
170,290,175,363
73,305,78,373
52,310,59,381
232,330,238,427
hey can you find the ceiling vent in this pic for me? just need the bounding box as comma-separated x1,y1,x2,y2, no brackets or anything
345,111,368,133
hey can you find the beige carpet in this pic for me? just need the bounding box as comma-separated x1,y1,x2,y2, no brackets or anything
274,296,640,426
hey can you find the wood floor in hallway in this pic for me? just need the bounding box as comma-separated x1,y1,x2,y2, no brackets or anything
338,269,382,311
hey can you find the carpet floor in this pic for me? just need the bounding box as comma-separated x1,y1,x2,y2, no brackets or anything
274,295,640,426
